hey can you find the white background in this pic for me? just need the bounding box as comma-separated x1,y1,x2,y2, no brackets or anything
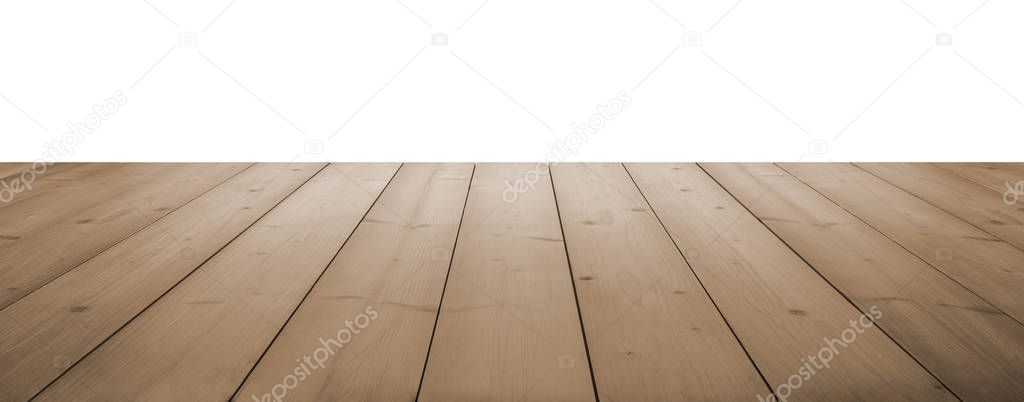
1,0,1022,162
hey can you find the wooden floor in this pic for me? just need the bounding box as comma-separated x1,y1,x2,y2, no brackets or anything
1,163,1023,401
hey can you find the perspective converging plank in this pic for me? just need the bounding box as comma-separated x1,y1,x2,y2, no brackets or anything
0,163,82,204
625,163,953,401
0,163,324,402
551,163,768,400
419,163,594,402
781,163,1024,324
858,163,1024,250
32,163,398,401
3,163,1022,401
0,161,323,398
0,164,131,236
235,163,473,402
704,163,1024,400
933,163,1024,193
0,163,250,309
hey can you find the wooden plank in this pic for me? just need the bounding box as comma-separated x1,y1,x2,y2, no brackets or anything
234,163,473,402
0,163,325,401
551,163,768,400
1,164,236,238
0,163,84,199
419,163,594,402
625,163,952,401
0,161,71,189
782,163,1024,324
33,163,398,402
0,163,89,211
704,163,1024,401
933,163,1024,193
0,163,251,309
0,162,80,184
858,163,1024,250
0,164,143,237
0,163,33,181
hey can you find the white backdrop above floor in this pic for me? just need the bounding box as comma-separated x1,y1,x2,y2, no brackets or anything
1,0,1022,161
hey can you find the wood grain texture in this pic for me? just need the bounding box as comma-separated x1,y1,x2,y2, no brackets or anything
0,163,88,211
0,164,121,235
933,163,1024,193
0,163,81,196
782,163,1024,324
2,163,1021,401
705,163,1024,401
33,164,398,402
419,164,594,402
626,163,953,401
0,164,236,247
858,163,1024,250
0,163,33,181
234,163,473,402
0,163,324,402
0,163,250,309
551,163,768,401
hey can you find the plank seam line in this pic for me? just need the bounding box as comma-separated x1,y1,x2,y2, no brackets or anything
931,163,1004,193
778,163,1024,329
0,162,79,184
549,165,601,402
414,163,476,401
29,163,325,401
621,163,776,399
701,163,960,401
853,163,1024,255
227,163,403,401
1,163,257,313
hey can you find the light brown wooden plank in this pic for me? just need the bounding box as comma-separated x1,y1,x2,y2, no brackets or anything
705,163,1024,401
234,163,473,402
782,163,1024,324
0,164,122,236
0,163,90,211
933,163,1024,194
0,163,35,185
0,162,80,185
0,163,325,402
0,163,251,309
858,163,1024,250
1,164,237,239
626,163,952,401
33,163,398,402
551,163,768,400
0,163,31,178
419,163,594,402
